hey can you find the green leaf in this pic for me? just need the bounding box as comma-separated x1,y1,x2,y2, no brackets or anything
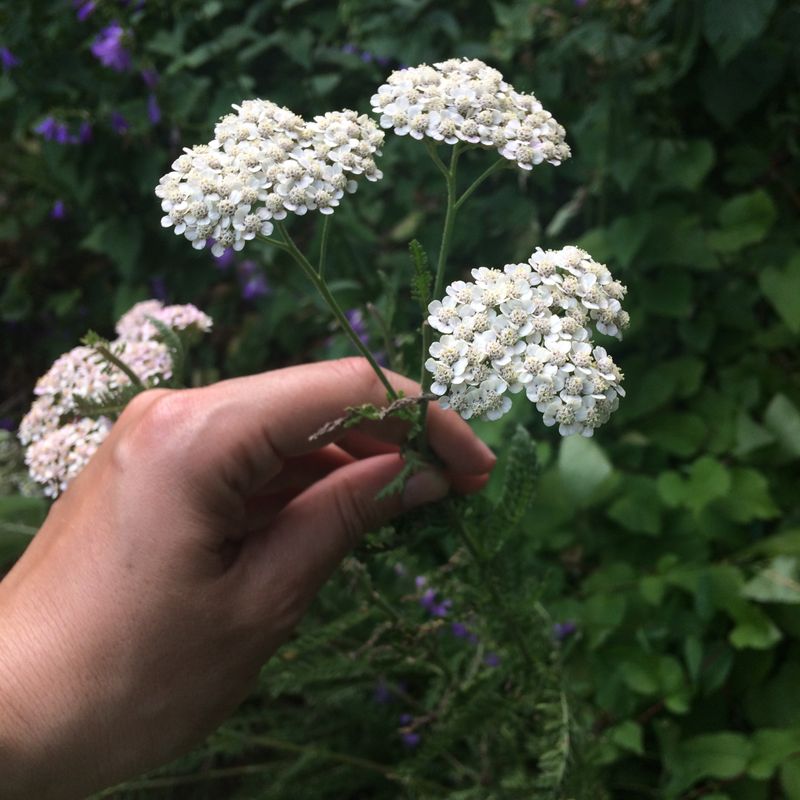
641,273,693,317
764,394,800,458
760,254,800,333
610,720,644,755
729,604,782,649
749,728,800,780
707,190,777,254
702,0,777,64
717,468,778,523
645,413,707,456
495,426,539,528
408,239,432,315
607,476,662,535
656,139,715,191
743,557,800,604
557,436,613,507
734,412,776,456
665,732,753,795
686,456,731,513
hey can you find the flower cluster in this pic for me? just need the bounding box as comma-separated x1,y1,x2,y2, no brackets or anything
371,57,571,170
18,301,212,497
425,246,628,435
156,99,384,256
90,22,131,72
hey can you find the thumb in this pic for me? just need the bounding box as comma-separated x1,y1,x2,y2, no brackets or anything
239,453,449,621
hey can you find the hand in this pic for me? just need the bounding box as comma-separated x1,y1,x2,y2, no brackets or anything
0,358,495,799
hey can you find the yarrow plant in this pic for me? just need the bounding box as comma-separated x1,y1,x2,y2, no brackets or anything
18,301,211,497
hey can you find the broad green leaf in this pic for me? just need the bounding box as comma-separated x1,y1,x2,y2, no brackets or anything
729,604,782,649
610,720,644,755
645,413,707,456
749,728,800,780
760,254,800,333
743,557,800,604
707,190,777,254
702,0,777,64
734,412,776,456
717,468,778,523
686,456,731,513
557,436,613,507
641,273,693,317
607,476,662,535
665,732,753,795
656,139,715,191
764,394,800,458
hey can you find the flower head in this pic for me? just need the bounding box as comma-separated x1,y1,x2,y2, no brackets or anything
0,46,19,71
19,300,212,497
91,22,131,71
156,99,383,256
425,247,627,434
371,58,570,170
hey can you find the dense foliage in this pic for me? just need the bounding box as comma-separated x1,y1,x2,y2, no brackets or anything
2,0,800,797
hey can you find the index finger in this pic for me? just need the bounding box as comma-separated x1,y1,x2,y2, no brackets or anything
197,358,495,492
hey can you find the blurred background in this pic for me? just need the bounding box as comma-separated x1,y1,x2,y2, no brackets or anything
1,0,800,797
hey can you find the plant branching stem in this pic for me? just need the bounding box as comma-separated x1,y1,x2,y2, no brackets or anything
272,224,398,400
446,500,535,670
318,215,331,279
455,159,507,211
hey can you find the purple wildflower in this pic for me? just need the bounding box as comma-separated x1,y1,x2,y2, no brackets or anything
146,93,161,125
552,620,577,641
0,46,19,71
419,588,451,618
345,308,369,346
0,417,14,431
212,244,235,270
241,273,271,301
483,652,501,668
373,680,392,705
401,731,421,748
74,0,96,21
35,117,70,143
360,51,373,63
451,621,470,639
341,43,358,55
150,276,167,302
110,111,129,134
414,575,427,589
91,23,131,71
77,121,93,144
140,68,159,89
575,0,589,6
50,200,67,220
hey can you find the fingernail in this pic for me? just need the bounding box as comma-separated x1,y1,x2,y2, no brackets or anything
476,439,497,470
402,469,450,510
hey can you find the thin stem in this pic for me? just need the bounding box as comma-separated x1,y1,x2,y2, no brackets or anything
273,224,398,400
454,158,507,211
93,345,144,388
366,301,398,370
446,500,535,669
318,215,331,279
425,139,450,179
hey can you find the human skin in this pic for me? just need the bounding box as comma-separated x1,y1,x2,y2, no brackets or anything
0,358,495,800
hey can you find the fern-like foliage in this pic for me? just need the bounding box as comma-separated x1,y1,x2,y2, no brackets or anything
145,315,187,386
409,239,433,315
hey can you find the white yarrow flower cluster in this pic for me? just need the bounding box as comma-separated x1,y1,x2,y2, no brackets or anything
157,99,384,256
371,58,571,170
425,247,628,435
18,301,212,497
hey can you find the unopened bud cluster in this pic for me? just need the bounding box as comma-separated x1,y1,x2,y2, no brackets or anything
18,301,212,497
425,247,628,435
157,100,384,256
371,58,571,170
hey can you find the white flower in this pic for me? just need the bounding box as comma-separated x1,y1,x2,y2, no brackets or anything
427,247,628,435
371,58,571,171
157,102,384,255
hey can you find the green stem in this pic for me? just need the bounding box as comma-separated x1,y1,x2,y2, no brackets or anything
318,215,331,279
93,345,144,388
446,500,534,670
273,223,398,400
454,158,507,211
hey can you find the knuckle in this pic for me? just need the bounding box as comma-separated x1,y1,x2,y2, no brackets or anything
331,478,372,551
330,357,380,394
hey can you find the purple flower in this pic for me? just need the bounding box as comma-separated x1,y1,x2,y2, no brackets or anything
552,620,577,641
74,0,96,21
241,273,271,301
110,111,129,134
341,43,358,55
146,93,161,125
401,731,421,748
574,0,589,5
212,244,235,270
360,51,373,63
140,68,159,89
150,276,167,301
0,417,14,431
50,200,67,220
345,308,369,346
414,575,427,589
451,621,470,639
419,588,451,618
91,23,131,71
0,46,19,71
77,120,93,144
373,680,392,705
35,117,70,143
483,652,501,668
